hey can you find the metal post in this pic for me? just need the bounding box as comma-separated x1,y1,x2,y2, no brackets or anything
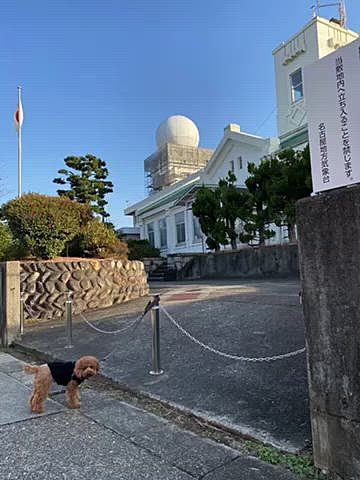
20,296,24,336
149,294,163,375
65,292,73,349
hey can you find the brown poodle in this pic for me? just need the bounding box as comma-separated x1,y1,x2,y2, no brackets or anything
24,356,100,413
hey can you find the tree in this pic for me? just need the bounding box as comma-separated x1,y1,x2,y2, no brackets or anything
240,146,312,244
193,172,253,251
218,171,253,249
125,239,160,260
241,160,279,245
271,145,312,242
192,186,226,251
79,220,128,259
53,154,113,221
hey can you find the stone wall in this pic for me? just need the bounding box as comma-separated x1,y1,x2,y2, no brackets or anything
20,258,149,321
167,244,299,280
296,186,360,479
142,257,166,274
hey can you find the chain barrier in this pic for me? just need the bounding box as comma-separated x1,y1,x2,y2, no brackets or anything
160,304,305,363
22,299,37,318
79,311,144,335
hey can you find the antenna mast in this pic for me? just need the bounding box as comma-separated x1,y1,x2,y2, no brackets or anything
339,0,347,29
311,0,347,28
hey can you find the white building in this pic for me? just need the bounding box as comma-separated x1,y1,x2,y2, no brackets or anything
273,15,358,150
125,121,280,255
125,14,358,256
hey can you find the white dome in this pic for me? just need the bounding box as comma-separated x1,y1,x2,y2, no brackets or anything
156,115,200,149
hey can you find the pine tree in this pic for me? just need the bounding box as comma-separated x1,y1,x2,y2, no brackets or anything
53,154,113,221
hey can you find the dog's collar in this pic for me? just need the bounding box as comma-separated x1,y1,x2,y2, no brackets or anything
71,373,84,385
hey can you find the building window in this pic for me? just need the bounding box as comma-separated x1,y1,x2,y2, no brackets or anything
290,68,303,103
147,222,155,247
230,160,234,173
193,215,202,243
238,156,243,169
175,211,186,244
159,218,167,248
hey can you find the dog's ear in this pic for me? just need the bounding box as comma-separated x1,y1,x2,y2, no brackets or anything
74,358,85,378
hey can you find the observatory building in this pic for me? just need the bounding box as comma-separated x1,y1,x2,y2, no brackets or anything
125,9,359,256
144,115,213,193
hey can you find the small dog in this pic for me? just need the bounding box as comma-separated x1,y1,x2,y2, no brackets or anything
24,356,100,413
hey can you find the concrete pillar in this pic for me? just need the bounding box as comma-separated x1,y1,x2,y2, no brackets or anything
0,261,20,347
296,186,360,480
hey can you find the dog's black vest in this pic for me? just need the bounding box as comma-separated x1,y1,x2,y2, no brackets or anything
48,361,83,386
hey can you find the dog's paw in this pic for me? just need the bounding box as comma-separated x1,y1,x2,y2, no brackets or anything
69,402,81,409
31,407,44,414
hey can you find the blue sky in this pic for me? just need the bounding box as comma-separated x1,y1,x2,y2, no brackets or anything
1,0,359,227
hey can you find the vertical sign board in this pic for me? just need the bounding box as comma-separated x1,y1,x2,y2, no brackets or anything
303,38,360,193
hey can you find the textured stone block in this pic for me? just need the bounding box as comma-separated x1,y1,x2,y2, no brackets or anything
296,185,360,479
20,258,149,322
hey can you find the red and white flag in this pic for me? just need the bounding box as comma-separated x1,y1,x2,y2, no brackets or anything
14,98,24,131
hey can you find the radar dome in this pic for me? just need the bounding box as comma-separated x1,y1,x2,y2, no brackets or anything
156,115,200,149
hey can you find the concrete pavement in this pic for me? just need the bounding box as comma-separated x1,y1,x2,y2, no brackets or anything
0,351,299,479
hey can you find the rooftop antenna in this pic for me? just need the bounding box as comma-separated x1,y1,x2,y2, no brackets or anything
311,0,347,28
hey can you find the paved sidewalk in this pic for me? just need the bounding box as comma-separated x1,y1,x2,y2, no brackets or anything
0,352,299,479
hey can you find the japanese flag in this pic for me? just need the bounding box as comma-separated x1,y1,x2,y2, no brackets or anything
14,99,24,131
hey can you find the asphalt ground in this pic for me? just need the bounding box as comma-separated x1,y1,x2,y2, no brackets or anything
15,279,311,453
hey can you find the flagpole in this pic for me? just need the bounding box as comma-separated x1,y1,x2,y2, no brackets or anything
17,85,22,198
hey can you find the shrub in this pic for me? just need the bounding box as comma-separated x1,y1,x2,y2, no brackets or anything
0,223,13,261
79,220,128,259
2,193,93,259
126,239,160,260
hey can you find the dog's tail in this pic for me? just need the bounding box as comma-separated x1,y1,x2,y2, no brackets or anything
24,364,40,375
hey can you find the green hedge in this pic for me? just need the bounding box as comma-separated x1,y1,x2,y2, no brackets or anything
79,220,128,259
2,193,93,259
126,239,160,260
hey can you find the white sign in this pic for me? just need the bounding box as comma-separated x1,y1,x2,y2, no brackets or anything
304,37,360,193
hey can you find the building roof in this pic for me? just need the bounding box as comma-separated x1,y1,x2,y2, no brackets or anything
124,172,201,217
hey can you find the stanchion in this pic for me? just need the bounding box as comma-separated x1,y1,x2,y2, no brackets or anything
65,292,74,349
20,296,24,336
149,294,163,375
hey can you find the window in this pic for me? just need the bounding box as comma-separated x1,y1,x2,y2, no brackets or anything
159,218,167,248
175,211,186,244
238,156,243,169
147,222,155,247
290,68,303,103
193,215,202,243
230,160,234,173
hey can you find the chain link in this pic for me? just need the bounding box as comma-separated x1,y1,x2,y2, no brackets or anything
160,304,305,363
22,299,37,318
80,311,144,335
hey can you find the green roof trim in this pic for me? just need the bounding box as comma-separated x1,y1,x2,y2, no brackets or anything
280,129,308,150
138,183,197,215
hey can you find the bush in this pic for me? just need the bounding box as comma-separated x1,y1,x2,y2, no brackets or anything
0,223,13,261
2,193,93,259
126,239,160,260
79,220,128,259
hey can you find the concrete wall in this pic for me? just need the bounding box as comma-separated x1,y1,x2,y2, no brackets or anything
167,243,299,280
296,186,360,479
20,258,149,321
0,262,20,347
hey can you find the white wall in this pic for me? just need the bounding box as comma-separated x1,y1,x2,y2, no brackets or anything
273,19,319,141
273,17,358,143
140,206,206,256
